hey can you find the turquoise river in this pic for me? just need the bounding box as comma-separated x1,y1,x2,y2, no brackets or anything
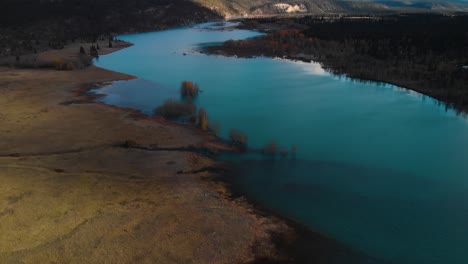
94,22,468,264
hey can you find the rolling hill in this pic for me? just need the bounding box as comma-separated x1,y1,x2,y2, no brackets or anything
194,0,468,17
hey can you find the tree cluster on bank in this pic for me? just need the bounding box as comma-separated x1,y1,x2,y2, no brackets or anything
157,81,301,154
154,81,250,149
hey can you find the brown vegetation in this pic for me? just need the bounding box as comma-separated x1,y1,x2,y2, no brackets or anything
180,81,200,98
52,58,74,71
263,141,278,155
196,108,209,130
229,129,248,148
154,99,196,119
210,122,220,136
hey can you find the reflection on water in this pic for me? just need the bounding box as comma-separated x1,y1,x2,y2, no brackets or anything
225,155,468,264
282,58,328,76
92,79,177,115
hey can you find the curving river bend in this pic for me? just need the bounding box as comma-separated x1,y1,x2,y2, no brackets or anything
94,22,468,264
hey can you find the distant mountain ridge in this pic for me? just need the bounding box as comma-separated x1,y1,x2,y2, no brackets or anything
193,0,468,17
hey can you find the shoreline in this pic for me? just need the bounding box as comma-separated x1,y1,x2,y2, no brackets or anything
0,42,293,262
202,48,468,115
0,32,372,263
202,17,468,115
84,76,379,263
86,37,382,263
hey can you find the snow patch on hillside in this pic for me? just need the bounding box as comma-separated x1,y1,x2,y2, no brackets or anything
274,3,308,13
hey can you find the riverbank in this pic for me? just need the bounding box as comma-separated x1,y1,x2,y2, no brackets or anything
202,15,468,114
0,42,298,263
76,19,468,264
0,38,376,263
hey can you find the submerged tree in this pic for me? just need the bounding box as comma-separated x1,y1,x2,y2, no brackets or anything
180,81,199,98
210,122,220,136
154,99,195,119
196,108,208,130
263,141,278,155
229,129,248,149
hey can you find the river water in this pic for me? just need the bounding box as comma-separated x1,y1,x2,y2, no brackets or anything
94,22,468,264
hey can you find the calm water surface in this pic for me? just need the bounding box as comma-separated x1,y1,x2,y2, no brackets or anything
95,23,468,264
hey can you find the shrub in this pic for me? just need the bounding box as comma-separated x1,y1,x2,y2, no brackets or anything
154,99,195,119
52,58,64,70
90,45,98,57
65,62,75,71
229,129,248,147
263,141,278,155
196,108,209,130
52,58,74,71
180,81,199,98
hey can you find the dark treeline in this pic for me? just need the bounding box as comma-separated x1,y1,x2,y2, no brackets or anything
207,14,468,113
0,0,221,56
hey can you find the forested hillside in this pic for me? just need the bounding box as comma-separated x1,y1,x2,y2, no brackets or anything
205,14,468,112
0,0,221,56
1,0,467,57
194,0,468,17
